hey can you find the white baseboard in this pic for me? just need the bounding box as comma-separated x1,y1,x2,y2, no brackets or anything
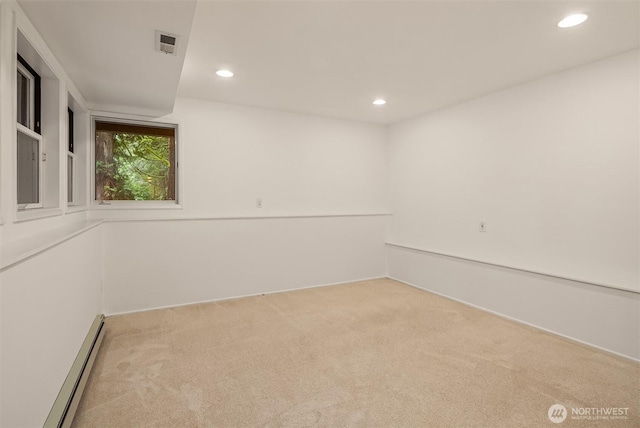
106,276,387,317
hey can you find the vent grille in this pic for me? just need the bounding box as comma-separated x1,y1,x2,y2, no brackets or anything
155,31,179,56
160,34,176,45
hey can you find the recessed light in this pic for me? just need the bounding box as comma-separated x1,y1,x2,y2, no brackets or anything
373,99,386,106
558,13,588,28
216,69,234,77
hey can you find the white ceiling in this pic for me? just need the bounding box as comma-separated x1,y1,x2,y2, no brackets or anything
18,0,197,116
19,0,640,124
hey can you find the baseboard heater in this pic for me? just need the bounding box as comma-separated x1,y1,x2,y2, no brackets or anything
43,314,105,428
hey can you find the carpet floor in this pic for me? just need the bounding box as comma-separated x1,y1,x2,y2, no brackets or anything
72,279,639,427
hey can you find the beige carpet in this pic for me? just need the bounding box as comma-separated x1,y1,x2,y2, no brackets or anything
73,279,639,427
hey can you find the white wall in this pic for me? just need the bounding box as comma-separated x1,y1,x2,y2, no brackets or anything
175,98,388,217
95,99,390,314
389,50,639,291
0,226,103,427
387,50,640,359
104,216,386,314
92,97,389,219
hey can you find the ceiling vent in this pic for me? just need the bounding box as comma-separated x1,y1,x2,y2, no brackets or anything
155,31,179,56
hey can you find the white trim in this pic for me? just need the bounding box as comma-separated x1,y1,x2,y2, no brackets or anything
389,276,640,363
386,242,639,295
65,205,89,214
106,276,387,317
0,219,103,270
16,123,43,209
91,201,183,210
15,207,61,222
67,151,75,205
101,213,392,223
16,60,34,130
16,121,39,139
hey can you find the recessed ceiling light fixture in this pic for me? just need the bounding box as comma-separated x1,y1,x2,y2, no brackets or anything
216,69,234,77
373,99,386,106
558,13,588,28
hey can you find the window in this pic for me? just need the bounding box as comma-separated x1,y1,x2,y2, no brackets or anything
16,130,41,207
67,108,75,204
94,119,177,201
16,55,42,209
16,54,41,133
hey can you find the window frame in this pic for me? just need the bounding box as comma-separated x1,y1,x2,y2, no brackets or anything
91,116,181,208
67,107,76,205
16,55,43,210
16,54,41,134
67,153,75,205
16,123,44,210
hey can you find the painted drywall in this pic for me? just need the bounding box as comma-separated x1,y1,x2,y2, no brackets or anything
388,50,639,292
0,226,103,427
387,50,640,359
0,4,98,426
174,98,388,216
91,97,389,219
103,216,386,314
98,99,390,314
388,246,640,360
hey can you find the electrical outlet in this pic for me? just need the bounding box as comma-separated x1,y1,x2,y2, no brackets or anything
479,221,486,232
256,198,262,208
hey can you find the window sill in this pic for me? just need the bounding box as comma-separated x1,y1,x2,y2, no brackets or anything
66,205,89,214
15,207,63,223
90,201,183,210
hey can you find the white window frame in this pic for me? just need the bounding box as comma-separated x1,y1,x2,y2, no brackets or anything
67,107,76,206
16,61,35,131
67,152,76,205
91,115,182,209
16,123,44,210
16,57,43,211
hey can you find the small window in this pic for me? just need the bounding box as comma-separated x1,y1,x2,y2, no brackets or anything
67,153,74,204
68,108,75,204
17,130,41,207
17,67,31,128
17,55,43,209
94,119,177,201
16,54,41,134
68,107,74,153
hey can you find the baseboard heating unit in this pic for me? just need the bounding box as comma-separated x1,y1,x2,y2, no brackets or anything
43,314,105,428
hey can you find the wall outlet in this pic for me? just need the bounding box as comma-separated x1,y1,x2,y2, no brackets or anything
256,198,262,208
479,221,486,232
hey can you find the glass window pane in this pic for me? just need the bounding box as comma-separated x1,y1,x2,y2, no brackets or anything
17,131,39,205
95,122,176,201
68,154,74,203
17,70,30,128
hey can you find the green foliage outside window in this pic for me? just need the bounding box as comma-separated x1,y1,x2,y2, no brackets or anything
95,126,176,201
